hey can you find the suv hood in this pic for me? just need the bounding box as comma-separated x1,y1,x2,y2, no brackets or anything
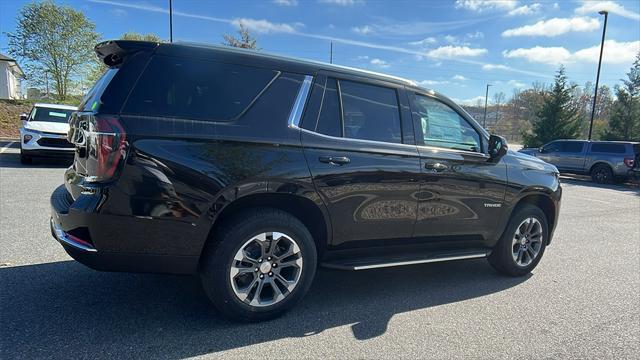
24,121,70,134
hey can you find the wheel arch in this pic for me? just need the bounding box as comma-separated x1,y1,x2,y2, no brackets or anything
589,161,613,174
511,193,557,244
199,191,331,266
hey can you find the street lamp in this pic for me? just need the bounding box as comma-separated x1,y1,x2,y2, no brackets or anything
483,84,492,128
588,10,608,140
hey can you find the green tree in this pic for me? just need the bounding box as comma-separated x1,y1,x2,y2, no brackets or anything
603,53,640,141
222,23,259,49
522,66,583,147
7,1,100,101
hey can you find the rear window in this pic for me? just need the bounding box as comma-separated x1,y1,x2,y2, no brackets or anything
80,68,118,112
30,107,73,123
590,143,626,154
123,56,278,121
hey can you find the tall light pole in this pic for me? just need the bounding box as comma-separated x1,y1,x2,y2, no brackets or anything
169,0,173,43
483,84,492,128
588,10,608,140
330,42,333,64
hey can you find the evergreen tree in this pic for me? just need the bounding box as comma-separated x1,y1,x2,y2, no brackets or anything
603,53,640,141
522,66,582,147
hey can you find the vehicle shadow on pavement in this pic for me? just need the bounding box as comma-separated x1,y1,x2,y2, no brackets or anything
0,259,529,359
0,151,72,169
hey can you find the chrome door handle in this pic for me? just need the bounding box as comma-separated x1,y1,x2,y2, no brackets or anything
319,156,351,165
424,162,448,172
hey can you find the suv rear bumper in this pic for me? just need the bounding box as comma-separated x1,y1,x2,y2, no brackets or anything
50,184,198,274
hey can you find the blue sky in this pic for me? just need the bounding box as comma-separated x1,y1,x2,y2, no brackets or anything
1,0,639,104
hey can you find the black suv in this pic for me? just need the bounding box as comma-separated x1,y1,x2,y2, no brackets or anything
51,41,562,321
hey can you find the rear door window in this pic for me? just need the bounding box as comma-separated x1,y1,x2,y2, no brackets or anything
339,80,402,144
559,142,584,153
590,143,626,154
123,56,278,121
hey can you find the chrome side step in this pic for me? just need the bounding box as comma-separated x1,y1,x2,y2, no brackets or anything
322,251,489,271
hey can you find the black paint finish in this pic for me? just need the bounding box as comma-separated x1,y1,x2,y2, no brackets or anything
51,41,561,274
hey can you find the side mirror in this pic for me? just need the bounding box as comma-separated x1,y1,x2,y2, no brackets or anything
488,134,508,160
19,113,28,127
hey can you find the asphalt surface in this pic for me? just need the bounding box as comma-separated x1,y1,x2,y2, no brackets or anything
1,141,639,359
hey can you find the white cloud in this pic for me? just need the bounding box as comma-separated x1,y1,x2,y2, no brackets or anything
502,41,640,65
408,37,437,46
444,35,458,44
370,58,390,68
356,55,370,60
455,0,517,12
575,1,640,21
508,3,541,16
273,0,298,5
502,17,600,37
503,46,572,65
427,45,488,58
508,80,527,88
319,0,361,5
466,31,484,39
417,79,450,87
453,96,487,106
109,8,127,17
452,74,468,81
351,25,374,35
232,18,298,33
573,40,640,64
482,64,510,71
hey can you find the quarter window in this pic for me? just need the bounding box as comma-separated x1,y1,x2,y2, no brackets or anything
411,94,481,152
123,56,277,121
339,80,402,144
315,78,341,137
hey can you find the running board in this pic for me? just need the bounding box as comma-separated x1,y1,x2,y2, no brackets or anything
321,251,489,271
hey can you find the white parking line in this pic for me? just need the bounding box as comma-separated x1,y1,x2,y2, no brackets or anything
0,141,16,154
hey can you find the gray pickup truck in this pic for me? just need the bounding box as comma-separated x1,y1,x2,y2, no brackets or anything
519,140,640,183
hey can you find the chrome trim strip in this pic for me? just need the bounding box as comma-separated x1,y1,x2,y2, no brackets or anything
345,253,488,271
51,219,97,252
299,127,419,151
288,75,313,128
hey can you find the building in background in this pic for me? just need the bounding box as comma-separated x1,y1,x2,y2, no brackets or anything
0,53,25,99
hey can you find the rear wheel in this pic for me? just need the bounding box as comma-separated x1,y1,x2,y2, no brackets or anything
591,164,613,184
488,204,548,277
200,208,317,322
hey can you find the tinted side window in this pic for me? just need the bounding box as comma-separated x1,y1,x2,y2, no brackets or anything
339,80,401,144
315,78,341,137
123,56,277,121
591,143,626,154
411,94,480,152
544,142,561,152
560,142,584,153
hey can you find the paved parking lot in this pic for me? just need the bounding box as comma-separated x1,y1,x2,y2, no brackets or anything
1,142,639,359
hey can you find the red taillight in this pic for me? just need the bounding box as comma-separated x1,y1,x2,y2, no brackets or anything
624,158,634,168
86,116,127,182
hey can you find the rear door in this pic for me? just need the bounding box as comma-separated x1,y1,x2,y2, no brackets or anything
556,141,586,171
408,92,507,244
301,75,421,247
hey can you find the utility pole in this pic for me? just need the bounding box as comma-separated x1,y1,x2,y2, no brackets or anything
483,84,492,128
330,42,333,64
588,10,608,140
169,0,173,43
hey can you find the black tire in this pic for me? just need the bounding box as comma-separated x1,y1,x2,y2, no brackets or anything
488,204,548,277
591,163,613,184
200,208,317,322
20,153,32,165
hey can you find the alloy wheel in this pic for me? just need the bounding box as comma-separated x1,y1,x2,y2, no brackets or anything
511,217,544,267
229,232,303,307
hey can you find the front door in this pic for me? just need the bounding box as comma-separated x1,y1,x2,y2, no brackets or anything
301,76,421,246
408,93,507,245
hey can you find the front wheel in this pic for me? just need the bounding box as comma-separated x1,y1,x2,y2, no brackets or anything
200,208,317,322
488,204,548,277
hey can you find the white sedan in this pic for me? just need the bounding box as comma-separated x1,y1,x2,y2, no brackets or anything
19,103,77,164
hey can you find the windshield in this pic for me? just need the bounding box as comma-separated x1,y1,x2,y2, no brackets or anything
30,107,74,123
